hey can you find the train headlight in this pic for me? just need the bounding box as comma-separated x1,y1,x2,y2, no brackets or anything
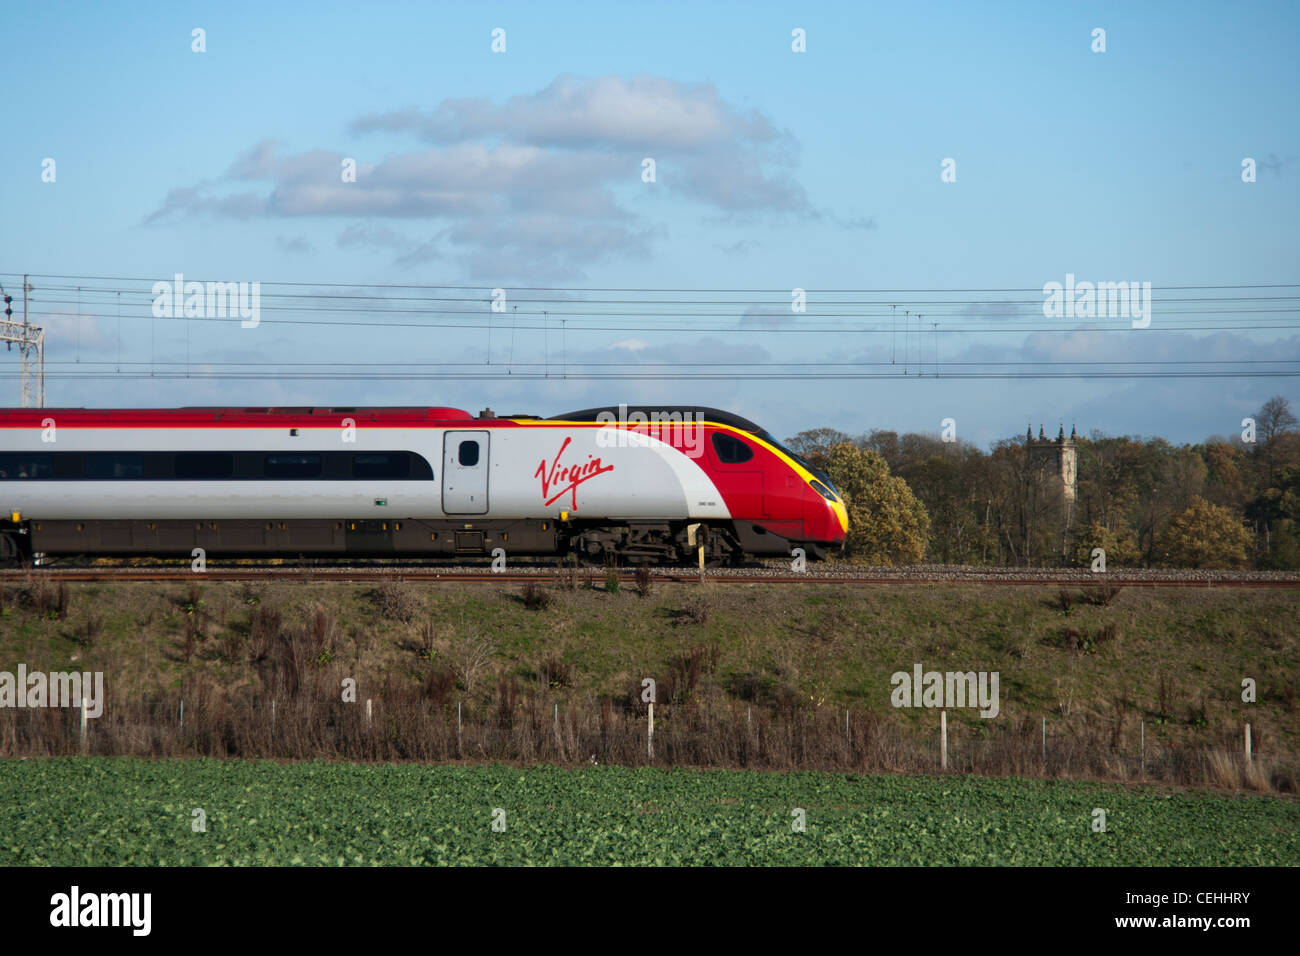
809,479,839,503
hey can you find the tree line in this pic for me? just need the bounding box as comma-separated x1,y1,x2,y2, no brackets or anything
787,396,1300,569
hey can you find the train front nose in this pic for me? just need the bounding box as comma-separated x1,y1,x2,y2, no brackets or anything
806,477,848,544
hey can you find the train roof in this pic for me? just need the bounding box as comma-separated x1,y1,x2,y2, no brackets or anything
0,405,772,434
548,406,765,434
0,407,476,425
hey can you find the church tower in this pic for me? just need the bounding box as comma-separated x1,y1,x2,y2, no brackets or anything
1026,423,1078,521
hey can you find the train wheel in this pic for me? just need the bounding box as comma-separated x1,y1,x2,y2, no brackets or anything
0,532,25,567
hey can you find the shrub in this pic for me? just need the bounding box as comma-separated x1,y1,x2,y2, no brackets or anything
540,655,573,689
372,579,419,622
522,583,554,610
76,614,102,648
248,606,282,663
417,621,437,659
423,664,456,708
1080,585,1121,607
666,645,719,702
181,583,205,615
1156,673,1175,721
220,631,244,664
305,604,333,657
495,676,519,727
180,613,201,663
680,596,710,626
634,565,652,598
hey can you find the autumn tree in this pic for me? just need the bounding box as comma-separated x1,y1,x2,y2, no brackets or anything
1251,395,1300,488
984,438,1066,566
825,442,930,565
783,427,853,473
1202,440,1247,512
1162,496,1253,569
901,445,988,563
1072,519,1141,568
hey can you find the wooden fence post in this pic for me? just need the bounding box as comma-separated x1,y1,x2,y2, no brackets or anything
554,702,562,755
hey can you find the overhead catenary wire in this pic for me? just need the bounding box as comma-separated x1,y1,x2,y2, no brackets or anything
5,272,1298,292
2,274,1296,384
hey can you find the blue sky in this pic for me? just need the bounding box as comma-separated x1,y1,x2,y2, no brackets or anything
2,0,1297,448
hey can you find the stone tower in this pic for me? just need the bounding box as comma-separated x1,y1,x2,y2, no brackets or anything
1026,423,1078,522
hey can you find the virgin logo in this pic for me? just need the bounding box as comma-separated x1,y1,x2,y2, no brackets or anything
535,436,614,509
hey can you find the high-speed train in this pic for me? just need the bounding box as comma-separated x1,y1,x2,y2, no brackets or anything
0,405,847,565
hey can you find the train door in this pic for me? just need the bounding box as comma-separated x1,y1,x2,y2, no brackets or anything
442,431,489,514
710,432,769,517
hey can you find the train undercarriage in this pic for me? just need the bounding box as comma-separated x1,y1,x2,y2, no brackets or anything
0,517,825,567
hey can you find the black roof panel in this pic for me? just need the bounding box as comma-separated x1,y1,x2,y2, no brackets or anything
548,406,764,434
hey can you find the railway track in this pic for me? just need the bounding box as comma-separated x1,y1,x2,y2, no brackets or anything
1,565,1298,587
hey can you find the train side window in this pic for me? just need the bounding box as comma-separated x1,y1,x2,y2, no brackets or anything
711,433,754,464
0,453,53,479
353,453,411,479
458,441,480,467
86,454,144,479
175,452,234,480
264,454,323,479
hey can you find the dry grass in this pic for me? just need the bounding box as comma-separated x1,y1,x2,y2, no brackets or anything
1,685,1290,792
0,579,1295,792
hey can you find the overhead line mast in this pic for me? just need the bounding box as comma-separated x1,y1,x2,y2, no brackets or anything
0,275,44,407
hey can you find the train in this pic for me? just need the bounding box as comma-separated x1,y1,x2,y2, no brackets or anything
0,404,847,565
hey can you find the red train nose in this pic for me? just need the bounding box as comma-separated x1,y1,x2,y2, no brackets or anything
803,484,848,545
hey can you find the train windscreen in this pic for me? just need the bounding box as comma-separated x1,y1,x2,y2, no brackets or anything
752,430,842,498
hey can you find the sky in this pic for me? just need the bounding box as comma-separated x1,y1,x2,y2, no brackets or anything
2,0,1297,449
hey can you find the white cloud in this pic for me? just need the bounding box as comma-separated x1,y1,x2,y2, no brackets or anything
145,75,825,279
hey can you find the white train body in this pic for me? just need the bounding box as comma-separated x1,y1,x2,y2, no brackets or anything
0,406,846,563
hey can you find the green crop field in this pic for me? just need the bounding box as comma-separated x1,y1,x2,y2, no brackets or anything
2,758,1296,866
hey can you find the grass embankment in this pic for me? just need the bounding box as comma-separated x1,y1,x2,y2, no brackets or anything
0,577,1296,789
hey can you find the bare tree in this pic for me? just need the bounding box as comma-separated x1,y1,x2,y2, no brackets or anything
452,633,499,694
783,428,853,471
1254,395,1300,484
1256,395,1298,445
